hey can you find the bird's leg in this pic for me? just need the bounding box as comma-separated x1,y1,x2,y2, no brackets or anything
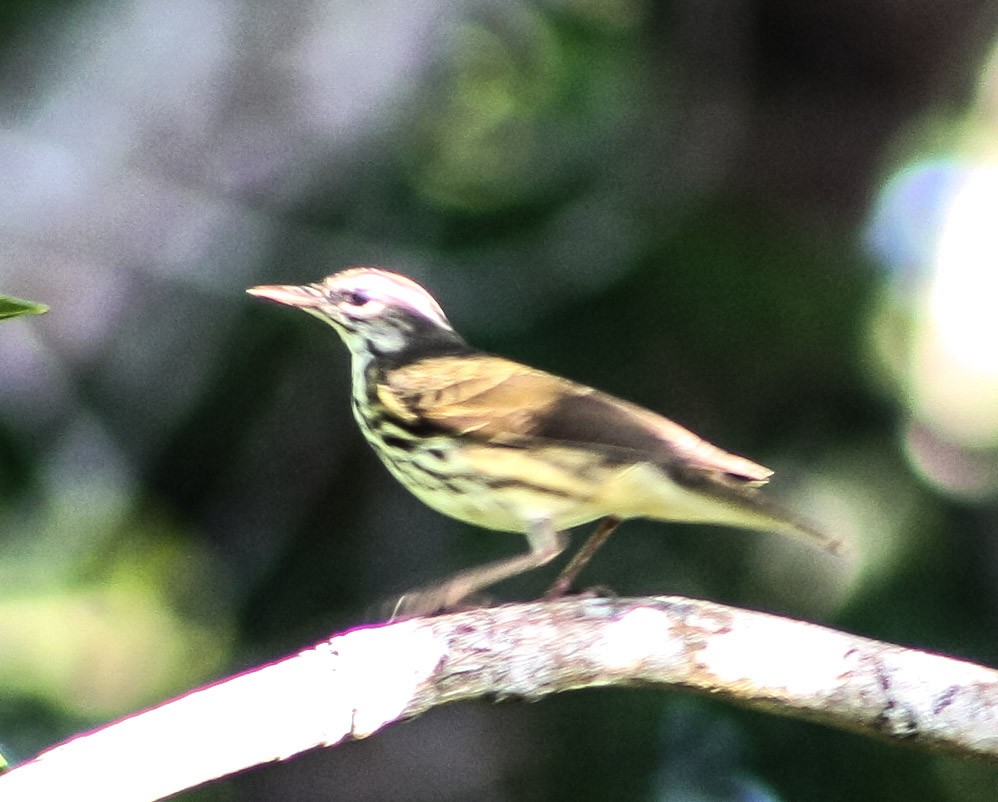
390,520,568,619
544,516,622,599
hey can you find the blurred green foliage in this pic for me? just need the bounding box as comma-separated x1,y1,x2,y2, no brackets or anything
0,296,48,321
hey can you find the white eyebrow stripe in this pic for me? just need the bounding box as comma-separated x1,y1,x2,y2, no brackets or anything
327,269,453,330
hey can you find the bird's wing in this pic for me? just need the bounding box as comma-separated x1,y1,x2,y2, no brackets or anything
381,354,773,486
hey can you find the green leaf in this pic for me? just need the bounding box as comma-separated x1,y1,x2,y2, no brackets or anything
0,295,49,321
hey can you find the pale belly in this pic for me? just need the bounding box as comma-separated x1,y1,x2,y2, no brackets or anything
370,438,706,534
355,396,805,540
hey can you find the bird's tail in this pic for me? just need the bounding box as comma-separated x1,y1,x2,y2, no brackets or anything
708,484,846,555
661,465,847,555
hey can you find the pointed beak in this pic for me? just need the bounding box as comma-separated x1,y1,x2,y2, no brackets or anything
246,283,325,308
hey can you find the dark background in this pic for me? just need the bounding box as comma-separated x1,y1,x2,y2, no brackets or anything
2,1,998,799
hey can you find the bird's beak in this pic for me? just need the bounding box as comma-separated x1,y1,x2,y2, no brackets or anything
246,283,325,308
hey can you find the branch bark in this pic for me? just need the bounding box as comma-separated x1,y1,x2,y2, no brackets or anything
2,595,996,801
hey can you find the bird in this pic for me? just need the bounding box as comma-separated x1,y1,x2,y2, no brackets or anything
248,267,843,615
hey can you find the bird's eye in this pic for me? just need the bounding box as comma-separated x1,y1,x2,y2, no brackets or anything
343,290,371,307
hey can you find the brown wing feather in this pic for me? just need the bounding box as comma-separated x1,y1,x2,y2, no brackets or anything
382,355,772,486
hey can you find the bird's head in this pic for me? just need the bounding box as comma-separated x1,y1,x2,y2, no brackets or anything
248,267,463,360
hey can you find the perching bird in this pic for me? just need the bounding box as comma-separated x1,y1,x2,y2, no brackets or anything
248,268,842,614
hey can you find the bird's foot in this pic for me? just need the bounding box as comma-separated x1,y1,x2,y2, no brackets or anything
382,587,496,622
544,583,616,602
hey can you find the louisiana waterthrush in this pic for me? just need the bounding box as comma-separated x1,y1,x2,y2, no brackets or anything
249,268,842,614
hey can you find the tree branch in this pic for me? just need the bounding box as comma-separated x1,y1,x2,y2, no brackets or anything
2,595,996,801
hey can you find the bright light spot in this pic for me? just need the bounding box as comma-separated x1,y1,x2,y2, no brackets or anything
596,607,676,670
908,166,998,447
700,615,846,697
326,622,444,739
929,167,998,376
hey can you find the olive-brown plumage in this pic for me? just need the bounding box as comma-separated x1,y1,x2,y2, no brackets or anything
249,267,842,613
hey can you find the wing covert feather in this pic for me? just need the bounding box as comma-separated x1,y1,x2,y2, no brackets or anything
382,355,772,485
